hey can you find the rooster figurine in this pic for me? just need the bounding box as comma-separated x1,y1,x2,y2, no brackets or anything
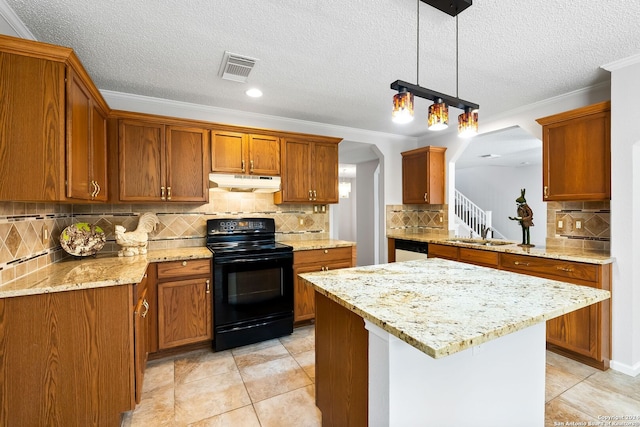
115,212,160,257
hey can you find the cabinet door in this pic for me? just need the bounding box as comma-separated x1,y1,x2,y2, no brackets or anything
134,286,150,404
249,134,280,175
67,68,92,200
542,111,610,201
157,277,212,349
90,103,108,201
166,126,209,202
402,147,445,205
67,68,109,201
280,138,313,202
402,150,429,204
294,264,321,323
119,120,165,201
0,53,65,201
211,131,247,173
546,305,599,359
313,142,339,203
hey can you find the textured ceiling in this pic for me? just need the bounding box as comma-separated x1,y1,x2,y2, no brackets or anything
4,0,640,140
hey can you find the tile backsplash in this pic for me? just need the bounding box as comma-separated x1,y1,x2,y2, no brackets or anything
545,201,610,251
0,192,329,286
386,204,448,234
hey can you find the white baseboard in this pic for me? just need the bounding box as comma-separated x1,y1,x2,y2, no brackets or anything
610,359,640,377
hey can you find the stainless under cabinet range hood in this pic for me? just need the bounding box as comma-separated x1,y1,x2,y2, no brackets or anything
209,173,281,193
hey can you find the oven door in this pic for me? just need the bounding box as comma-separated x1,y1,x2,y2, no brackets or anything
213,251,293,342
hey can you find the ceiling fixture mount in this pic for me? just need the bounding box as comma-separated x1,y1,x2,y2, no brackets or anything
391,0,479,137
219,51,259,83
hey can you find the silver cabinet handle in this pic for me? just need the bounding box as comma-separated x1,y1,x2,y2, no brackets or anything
167,186,172,200
242,159,246,173
556,266,573,272
161,186,166,200
95,181,101,197
250,159,254,173
205,279,210,294
514,261,530,266
313,190,317,200
308,190,313,201
544,186,548,198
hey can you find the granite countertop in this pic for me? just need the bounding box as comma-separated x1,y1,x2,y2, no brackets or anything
285,239,355,251
387,231,613,264
0,239,355,299
0,247,213,299
300,258,611,359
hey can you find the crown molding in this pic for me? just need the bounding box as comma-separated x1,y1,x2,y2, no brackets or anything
101,89,417,146
0,0,36,40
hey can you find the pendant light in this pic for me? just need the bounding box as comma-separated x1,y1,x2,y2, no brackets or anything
390,0,478,136
428,98,449,130
392,88,414,124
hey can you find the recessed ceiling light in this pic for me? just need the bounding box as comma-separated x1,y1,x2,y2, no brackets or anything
245,88,262,98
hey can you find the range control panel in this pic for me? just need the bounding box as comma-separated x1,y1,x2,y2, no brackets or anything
207,218,275,234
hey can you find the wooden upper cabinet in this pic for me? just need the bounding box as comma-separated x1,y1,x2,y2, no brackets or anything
119,120,165,202
275,137,341,204
67,67,108,201
536,101,611,201
118,118,209,202
0,34,110,202
211,131,280,176
401,146,446,204
166,126,209,202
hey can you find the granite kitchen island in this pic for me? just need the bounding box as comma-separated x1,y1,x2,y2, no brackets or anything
299,258,611,427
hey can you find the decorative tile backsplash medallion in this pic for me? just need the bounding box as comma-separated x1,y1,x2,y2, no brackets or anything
546,201,610,252
386,204,448,234
0,192,329,286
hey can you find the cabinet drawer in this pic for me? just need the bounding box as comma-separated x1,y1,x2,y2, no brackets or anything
500,253,598,284
294,247,353,266
157,259,211,280
427,244,458,260
459,248,499,268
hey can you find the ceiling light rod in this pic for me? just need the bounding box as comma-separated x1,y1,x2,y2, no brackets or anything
390,80,478,111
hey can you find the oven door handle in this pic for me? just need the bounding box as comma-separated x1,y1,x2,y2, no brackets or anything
214,254,292,265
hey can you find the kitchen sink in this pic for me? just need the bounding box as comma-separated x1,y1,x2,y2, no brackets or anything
445,238,514,246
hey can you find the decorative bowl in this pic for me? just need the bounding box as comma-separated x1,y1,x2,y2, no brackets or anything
60,223,106,257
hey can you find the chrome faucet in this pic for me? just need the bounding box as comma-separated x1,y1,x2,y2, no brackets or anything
481,226,492,240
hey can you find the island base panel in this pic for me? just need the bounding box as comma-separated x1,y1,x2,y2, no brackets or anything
315,292,368,427
365,321,546,427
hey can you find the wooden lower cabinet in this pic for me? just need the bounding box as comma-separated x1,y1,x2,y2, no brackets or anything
293,246,354,323
315,292,368,426
501,253,611,370
427,241,611,370
133,269,151,404
0,285,135,426
156,259,213,350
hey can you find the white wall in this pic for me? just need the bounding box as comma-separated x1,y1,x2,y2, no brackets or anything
604,55,640,376
355,160,380,266
456,165,545,246
334,177,357,242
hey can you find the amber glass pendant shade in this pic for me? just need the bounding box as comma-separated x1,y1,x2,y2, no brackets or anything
458,107,478,138
392,90,415,124
427,99,448,131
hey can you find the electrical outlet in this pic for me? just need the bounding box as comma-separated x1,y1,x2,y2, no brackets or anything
557,220,563,229
321,205,326,213
575,220,582,229
299,218,304,226
313,205,318,213
42,225,49,244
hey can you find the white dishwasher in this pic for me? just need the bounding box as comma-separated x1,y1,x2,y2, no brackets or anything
394,239,429,261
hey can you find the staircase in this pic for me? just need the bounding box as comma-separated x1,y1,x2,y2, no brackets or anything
454,190,507,239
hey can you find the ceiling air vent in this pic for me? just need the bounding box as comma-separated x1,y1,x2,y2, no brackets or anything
218,51,258,83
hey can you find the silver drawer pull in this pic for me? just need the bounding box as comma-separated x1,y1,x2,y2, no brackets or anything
556,266,573,272
141,299,149,318
182,261,187,266
514,261,530,266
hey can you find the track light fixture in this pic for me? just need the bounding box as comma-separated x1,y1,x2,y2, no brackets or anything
391,0,479,137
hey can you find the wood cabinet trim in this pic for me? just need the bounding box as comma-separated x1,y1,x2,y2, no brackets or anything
535,101,610,126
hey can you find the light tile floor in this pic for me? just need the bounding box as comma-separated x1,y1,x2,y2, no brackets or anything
122,325,640,426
